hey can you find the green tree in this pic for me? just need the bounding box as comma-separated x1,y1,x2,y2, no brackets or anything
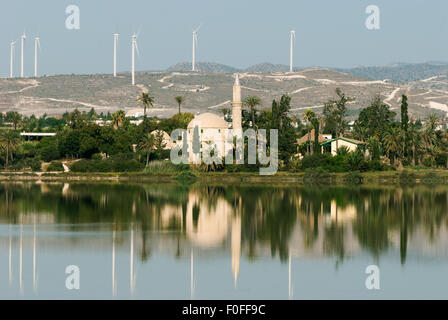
353,95,396,143
175,96,185,115
323,88,352,150
8,112,22,131
111,110,126,129
139,133,155,166
303,109,315,154
0,130,20,167
383,126,404,165
137,92,155,117
400,95,409,158
243,95,262,131
272,95,297,162
311,117,320,154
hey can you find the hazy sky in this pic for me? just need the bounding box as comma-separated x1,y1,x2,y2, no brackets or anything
1,0,447,76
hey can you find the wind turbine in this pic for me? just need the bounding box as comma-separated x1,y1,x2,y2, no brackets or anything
113,33,119,77
10,40,16,78
20,32,26,78
34,37,41,77
192,25,201,72
131,33,140,85
289,30,295,73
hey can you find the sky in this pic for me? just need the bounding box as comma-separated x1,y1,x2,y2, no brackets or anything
0,0,447,76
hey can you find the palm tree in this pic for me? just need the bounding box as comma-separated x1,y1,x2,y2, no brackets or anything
10,112,22,131
111,110,126,129
0,130,20,167
243,96,262,131
303,109,315,154
422,114,439,166
383,127,403,165
139,133,155,166
408,122,422,166
175,96,185,115
137,92,155,117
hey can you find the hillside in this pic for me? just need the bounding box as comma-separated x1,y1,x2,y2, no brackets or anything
1,68,448,120
337,62,448,83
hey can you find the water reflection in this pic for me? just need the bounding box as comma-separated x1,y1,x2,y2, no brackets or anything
1,182,448,298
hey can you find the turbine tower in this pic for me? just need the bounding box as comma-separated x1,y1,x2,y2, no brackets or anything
20,32,26,78
34,37,41,77
10,41,15,78
131,33,139,85
113,33,119,77
289,30,295,73
192,25,201,71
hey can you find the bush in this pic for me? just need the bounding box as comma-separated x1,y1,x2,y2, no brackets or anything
344,171,363,184
47,161,64,172
70,158,143,173
176,171,197,183
303,168,331,182
145,160,189,174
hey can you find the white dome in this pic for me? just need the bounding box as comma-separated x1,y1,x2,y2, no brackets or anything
187,112,229,130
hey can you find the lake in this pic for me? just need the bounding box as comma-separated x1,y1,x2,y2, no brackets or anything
0,181,447,299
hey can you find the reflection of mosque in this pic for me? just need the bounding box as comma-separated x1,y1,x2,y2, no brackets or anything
3,183,448,298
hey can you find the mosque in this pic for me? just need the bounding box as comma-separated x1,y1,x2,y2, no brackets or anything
185,74,243,163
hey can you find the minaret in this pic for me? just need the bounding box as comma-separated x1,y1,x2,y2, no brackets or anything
232,74,242,134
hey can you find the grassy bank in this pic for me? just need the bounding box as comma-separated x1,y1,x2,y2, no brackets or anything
1,168,448,185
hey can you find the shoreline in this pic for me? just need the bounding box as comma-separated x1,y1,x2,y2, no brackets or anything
0,169,447,185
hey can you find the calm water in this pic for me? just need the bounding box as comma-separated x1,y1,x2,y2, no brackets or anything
0,181,448,299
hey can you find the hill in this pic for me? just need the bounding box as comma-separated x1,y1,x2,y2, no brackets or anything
1,68,448,120
337,62,448,83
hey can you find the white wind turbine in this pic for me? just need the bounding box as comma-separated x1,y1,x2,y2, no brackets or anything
113,33,119,77
34,37,41,77
192,24,201,72
10,40,16,78
131,33,140,85
289,30,295,73
20,32,26,78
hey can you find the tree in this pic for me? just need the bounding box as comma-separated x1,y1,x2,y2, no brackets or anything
111,110,126,129
303,109,315,154
353,95,396,143
422,114,439,166
137,92,155,117
400,95,409,158
323,88,352,150
139,133,155,166
408,121,422,166
0,130,20,167
175,96,185,115
152,130,167,159
311,117,320,154
383,126,404,165
243,96,262,131
272,95,298,162
9,112,22,131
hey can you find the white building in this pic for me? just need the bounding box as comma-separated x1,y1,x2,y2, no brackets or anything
186,74,243,164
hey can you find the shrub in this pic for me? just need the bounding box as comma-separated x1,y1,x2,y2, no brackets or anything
176,171,197,183
336,146,350,156
303,168,331,182
344,171,363,184
145,160,189,174
47,161,64,172
70,159,143,173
